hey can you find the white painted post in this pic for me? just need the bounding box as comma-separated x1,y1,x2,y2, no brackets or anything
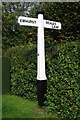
37,14,47,80
36,6,47,107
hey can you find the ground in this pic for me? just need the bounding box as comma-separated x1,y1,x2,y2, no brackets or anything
2,95,58,119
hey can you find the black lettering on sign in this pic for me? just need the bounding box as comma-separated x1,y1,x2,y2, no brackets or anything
54,26,56,28
46,21,49,24
54,23,56,25
20,19,36,24
52,25,59,29
52,25,56,29
20,19,23,22
50,22,52,25
56,26,59,28
23,20,26,22
46,21,57,26
51,22,56,25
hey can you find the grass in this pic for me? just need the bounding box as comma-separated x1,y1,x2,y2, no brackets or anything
0,95,2,119
2,95,58,119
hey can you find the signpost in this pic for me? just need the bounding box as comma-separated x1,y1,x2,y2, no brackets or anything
18,3,61,107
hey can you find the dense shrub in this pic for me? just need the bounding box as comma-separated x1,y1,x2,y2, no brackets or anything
5,41,80,119
45,41,80,119
5,43,37,100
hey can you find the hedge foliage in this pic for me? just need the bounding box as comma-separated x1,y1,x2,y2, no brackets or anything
5,41,80,119
5,43,37,100
45,41,80,119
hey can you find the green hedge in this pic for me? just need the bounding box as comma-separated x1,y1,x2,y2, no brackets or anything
45,41,80,119
5,41,80,119
5,43,37,100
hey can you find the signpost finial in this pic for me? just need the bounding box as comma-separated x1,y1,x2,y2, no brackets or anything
38,2,44,14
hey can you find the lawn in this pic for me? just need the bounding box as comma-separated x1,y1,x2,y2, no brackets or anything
2,95,58,119
0,95,2,119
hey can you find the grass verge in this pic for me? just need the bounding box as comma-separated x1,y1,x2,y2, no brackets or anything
2,95,58,119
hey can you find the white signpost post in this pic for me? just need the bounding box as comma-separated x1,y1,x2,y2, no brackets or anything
18,4,61,107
